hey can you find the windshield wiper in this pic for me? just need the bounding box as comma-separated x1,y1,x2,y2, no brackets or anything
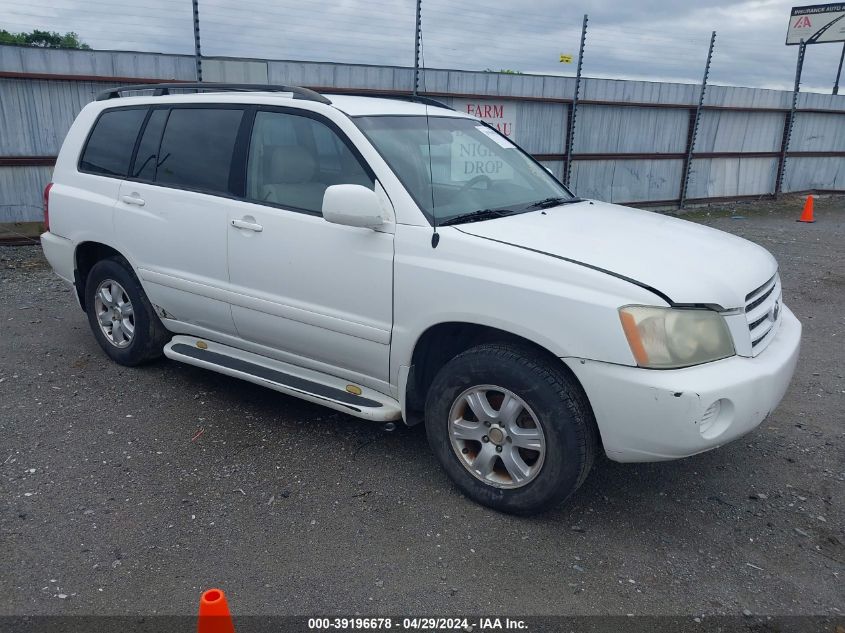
525,196,584,210
440,208,517,226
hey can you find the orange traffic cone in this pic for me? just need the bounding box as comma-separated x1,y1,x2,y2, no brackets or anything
797,195,815,223
198,588,235,633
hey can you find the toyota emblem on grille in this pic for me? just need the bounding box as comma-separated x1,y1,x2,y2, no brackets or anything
769,300,780,322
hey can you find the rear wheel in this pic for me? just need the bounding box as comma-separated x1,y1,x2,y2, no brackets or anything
84,256,169,366
425,343,596,515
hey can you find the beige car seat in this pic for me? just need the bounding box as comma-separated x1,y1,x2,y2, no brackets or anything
260,146,327,212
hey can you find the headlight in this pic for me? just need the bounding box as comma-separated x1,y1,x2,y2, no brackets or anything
618,305,735,369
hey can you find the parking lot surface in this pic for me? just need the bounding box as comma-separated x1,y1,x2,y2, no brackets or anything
1,196,843,616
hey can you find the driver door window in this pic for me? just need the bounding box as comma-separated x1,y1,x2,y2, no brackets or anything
245,111,373,214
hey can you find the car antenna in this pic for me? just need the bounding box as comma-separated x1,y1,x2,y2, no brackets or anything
425,102,439,249
415,8,439,249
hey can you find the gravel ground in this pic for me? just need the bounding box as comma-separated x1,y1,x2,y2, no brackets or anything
1,195,843,618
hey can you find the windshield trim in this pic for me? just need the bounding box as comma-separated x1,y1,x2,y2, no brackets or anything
351,113,576,227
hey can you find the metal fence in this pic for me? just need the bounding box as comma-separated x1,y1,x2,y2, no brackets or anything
2,44,845,223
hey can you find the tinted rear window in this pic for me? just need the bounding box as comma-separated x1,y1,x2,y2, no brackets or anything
79,108,147,177
155,108,243,193
131,109,168,181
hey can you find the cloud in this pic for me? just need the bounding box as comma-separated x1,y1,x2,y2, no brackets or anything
1,0,843,92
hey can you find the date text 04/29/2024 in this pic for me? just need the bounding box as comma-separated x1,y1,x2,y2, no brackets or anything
307,617,528,631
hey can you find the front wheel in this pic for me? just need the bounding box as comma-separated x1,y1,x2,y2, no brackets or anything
425,343,597,515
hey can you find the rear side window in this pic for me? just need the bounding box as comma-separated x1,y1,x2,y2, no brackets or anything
79,108,147,177
131,109,168,181
155,108,243,194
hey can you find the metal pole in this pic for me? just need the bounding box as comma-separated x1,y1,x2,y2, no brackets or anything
834,41,845,95
776,39,806,197
192,0,202,82
679,31,716,209
564,14,588,188
413,0,422,95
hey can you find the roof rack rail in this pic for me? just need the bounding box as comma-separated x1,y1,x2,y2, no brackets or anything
329,91,454,111
95,82,332,105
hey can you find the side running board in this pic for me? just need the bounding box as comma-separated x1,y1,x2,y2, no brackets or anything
164,335,401,422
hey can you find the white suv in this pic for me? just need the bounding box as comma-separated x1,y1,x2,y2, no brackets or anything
41,83,801,515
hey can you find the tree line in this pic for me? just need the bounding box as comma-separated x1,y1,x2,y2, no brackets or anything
0,29,90,49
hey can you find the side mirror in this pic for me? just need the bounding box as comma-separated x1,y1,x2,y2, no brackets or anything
322,184,384,229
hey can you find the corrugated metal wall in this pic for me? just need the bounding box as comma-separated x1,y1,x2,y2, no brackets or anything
2,45,845,222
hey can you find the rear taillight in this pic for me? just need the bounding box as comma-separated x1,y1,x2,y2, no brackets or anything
43,182,53,232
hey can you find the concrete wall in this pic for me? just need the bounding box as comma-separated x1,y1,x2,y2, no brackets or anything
3,45,845,222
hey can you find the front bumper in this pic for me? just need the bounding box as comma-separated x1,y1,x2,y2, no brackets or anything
564,305,802,462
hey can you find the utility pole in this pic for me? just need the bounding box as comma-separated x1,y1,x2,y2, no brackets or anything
680,31,716,209
564,14,588,188
192,0,203,82
413,0,422,95
834,42,845,95
776,39,806,197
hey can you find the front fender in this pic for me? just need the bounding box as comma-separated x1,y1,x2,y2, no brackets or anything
389,224,662,387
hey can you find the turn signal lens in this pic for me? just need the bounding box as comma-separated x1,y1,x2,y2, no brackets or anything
619,305,735,369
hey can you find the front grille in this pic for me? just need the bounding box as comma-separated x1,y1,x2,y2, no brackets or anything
745,273,782,355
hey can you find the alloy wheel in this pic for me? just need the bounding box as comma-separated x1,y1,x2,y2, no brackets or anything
93,279,135,348
447,385,546,489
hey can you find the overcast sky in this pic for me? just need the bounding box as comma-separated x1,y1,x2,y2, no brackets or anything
2,0,844,92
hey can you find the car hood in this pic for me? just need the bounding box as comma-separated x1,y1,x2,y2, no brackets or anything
456,200,777,309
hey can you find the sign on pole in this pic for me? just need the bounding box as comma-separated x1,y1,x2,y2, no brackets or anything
786,3,845,44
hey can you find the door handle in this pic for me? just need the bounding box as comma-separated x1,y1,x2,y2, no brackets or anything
121,194,145,206
231,218,263,232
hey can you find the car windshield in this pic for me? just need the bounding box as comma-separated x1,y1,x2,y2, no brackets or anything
355,115,574,224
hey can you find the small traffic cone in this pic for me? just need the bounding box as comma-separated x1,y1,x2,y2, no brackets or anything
198,588,235,633
797,195,815,223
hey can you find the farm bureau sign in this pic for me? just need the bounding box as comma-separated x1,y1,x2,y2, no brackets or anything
452,99,515,137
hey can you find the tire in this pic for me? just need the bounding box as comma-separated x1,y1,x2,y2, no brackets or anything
425,343,597,515
84,256,169,366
